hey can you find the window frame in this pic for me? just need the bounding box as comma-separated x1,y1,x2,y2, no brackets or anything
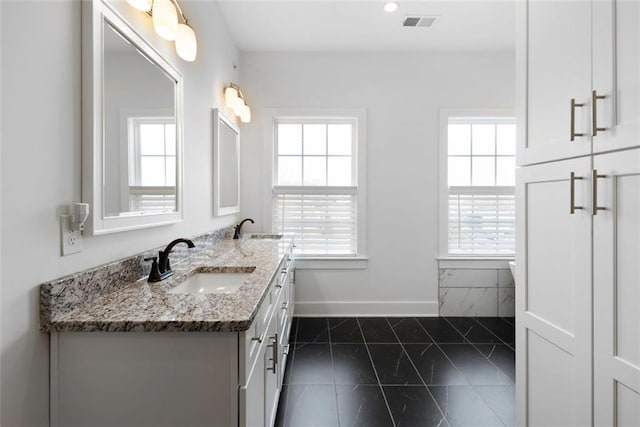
264,108,367,268
438,108,516,259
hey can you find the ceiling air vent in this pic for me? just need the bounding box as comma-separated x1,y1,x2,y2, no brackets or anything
403,16,437,28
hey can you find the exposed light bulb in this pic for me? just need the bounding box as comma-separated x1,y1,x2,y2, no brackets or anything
126,0,152,12
384,2,398,12
176,23,197,62
152,0,178,41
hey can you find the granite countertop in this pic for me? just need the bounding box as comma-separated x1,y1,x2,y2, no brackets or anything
41,236,292,333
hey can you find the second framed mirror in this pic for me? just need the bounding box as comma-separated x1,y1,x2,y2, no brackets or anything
213,108,240,216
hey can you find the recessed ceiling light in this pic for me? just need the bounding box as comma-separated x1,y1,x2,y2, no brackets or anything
384,2,398,13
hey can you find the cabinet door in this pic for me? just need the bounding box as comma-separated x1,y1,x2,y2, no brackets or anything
593,150,640,426
240,340,266,427
516,157,592,426
264,312,280,427
517,0,592,165
592,1,640,154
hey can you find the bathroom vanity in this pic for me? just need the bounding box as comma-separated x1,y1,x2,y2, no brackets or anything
41,235,294,427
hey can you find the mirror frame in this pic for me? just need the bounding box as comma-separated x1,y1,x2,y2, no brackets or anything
212,108,241,216
82,0,184,235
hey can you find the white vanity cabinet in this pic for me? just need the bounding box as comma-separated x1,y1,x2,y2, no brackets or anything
240,253,295,427
51,252,295,427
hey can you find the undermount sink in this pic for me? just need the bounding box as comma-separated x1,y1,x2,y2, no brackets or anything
249,233,283,240
168,268,256,295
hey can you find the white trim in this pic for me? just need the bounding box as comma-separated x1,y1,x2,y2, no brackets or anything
293,257,368,270
82,0,184,235
294,301,439,317
212,108,241,216
438,108,516,257
263,108,367,257
437,258,513,269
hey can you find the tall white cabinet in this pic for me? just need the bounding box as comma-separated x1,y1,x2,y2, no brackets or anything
516,1,640,425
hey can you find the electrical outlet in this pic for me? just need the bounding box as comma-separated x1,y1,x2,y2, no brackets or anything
60,215,83,256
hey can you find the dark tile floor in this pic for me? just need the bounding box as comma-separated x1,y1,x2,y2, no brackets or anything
275,317,515,427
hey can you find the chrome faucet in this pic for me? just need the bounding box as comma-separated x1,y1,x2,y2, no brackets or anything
145,238,195,282
233,218,255,239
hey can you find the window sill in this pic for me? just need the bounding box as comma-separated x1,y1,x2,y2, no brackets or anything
437,256,514,269
293,257,368,270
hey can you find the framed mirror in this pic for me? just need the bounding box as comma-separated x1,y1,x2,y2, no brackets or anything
213,108,240,216
82,0,183,235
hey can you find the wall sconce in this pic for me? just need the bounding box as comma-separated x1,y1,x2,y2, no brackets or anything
125,0,198,62
225,83,252,123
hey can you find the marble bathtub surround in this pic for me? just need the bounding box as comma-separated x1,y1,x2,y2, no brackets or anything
439,267,515,317
41,229,292,333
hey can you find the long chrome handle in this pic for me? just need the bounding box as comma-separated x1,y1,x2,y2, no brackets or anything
571,98,585,141
570,172,584,214
267,335,277,373
592,169,607,215
592,90,607,136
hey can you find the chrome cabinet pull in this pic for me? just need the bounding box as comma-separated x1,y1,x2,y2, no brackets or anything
592,169,607,215
273,333,278,368
251,334,263,343
592,90,607,136
267,335,278,373
570,172,584,214
571,98,585,141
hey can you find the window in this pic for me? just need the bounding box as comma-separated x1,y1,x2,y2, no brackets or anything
442,113,516,256
128,117,176,212
270,111,366,259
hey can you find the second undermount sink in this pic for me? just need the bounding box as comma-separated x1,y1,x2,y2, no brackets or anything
168,268,256,295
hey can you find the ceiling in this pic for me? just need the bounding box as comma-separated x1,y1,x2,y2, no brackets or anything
215,0,516,53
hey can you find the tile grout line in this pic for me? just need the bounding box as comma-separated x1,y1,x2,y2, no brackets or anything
471,316,514,348
434,318,512,427
416,318,510,384
356,318,397,427
412,319,470,388
280,318,298,427
385,317,449,426
443,316,513,349
414,318,499,425
327,318,342,427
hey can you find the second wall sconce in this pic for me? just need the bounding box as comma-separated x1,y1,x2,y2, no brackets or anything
125,0,198,62
225,83,251,123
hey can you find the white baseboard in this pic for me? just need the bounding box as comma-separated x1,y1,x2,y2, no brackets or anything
294,301,439,317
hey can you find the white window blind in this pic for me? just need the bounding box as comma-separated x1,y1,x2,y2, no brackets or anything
448,186,515,255
129,186,175,213
273,187,357,256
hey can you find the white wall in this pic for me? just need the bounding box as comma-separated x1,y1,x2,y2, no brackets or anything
240,52,515,316
0,1,240,425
